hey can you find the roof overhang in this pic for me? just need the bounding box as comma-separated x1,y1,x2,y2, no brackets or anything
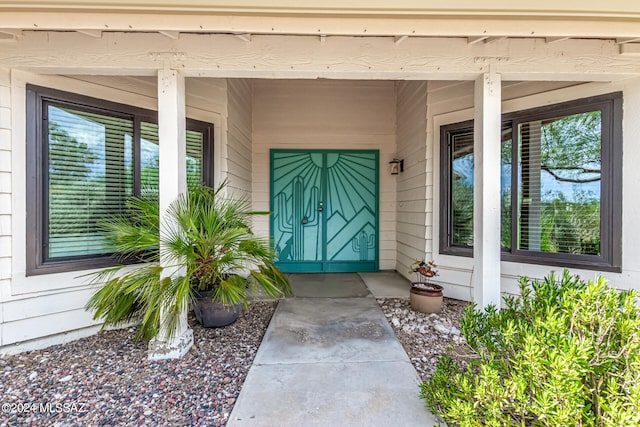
2,1,640,18
2,1,640,81
1,1,640,40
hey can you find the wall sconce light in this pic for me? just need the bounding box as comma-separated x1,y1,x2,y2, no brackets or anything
389,158,404,175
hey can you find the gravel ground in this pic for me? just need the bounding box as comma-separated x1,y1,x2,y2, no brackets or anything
377,297,469,381
0,301,276,427
0,296,467,426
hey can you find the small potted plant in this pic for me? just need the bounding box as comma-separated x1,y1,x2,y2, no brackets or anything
409,260,443,314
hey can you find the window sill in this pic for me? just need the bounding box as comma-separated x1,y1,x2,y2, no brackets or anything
27,256,120,277
439,247,621,273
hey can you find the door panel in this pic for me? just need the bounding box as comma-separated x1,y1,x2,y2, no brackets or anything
272,152,324,269
271,150,378,273
325,152,377,262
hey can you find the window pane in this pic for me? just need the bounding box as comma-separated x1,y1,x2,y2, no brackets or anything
186,129,204,187
450,130,475,247
447,127,512,249
517,111,602,255
140,123,204,191
47,105,134,259
501,127,513,249
140,122,159,191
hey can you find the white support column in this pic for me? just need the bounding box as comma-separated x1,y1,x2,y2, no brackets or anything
148,68,193,360
473,72,502,309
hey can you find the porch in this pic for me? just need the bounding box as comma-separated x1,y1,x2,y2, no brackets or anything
1,11,640,353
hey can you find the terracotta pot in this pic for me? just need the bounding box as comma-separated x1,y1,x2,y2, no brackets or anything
193,290,243,328
410,282,444,314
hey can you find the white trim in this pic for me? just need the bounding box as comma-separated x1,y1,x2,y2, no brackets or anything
472,72,502,308
431,108,475,273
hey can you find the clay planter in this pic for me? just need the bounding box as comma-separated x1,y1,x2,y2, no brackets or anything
193,290,243,328
410,282,444,314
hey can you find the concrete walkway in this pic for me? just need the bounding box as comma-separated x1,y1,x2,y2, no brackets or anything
228,272,440,426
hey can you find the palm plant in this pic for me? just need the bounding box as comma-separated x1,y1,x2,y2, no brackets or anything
85,182,291,341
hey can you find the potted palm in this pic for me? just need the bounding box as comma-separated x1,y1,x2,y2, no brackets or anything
409,260,443,314
84,182,291,342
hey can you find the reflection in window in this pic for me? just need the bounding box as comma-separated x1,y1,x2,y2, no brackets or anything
440,92,621,270
140,122,160,191
186,129,204,188
139,122,205,191
449,129,474,247
47,105,133,259
518,112,602,255
445,125,512,250
27,85,214,274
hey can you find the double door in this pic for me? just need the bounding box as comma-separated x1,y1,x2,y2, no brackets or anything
270,150,379,272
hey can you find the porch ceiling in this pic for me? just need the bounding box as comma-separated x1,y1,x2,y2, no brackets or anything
2,31,639,82
2,3,640,81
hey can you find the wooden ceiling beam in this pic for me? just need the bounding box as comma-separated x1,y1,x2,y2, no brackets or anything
467,36,488,45
77,29,103,38
235,33,252,42
159,30,180,39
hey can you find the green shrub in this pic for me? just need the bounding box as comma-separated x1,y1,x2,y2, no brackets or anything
421,270,640,427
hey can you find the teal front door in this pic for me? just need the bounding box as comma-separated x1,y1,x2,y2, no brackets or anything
270,149,379,273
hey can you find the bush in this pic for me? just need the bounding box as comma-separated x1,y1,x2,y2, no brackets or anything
420,270,640,427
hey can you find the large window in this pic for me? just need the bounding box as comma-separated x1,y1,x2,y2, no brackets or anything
440,93,622,271
26,85,214,275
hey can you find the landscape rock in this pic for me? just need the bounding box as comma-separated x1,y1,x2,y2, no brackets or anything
377,297,468,380
433,323,451,335
0,301,277,426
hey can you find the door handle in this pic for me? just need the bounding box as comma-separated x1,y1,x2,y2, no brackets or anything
301,216,309,224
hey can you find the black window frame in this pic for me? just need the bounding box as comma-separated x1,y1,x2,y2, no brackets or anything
26,85,214,276
439,92,622,272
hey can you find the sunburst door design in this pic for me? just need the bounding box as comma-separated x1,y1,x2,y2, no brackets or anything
271,150,378,273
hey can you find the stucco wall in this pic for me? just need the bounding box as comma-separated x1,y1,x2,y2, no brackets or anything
0,72,228,353
251,79,397,270
428,79,640,299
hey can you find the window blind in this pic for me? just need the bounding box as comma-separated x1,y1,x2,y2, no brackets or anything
449,129,475,247
186,129,204,187
517,111,602,256
139,122,204,191
47,104,134,259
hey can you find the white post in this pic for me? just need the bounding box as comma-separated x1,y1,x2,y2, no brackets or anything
473,72,502,309
148,68,194,360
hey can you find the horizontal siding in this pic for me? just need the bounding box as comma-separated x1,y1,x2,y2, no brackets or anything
253,80,395,135
0,67,11,349
226,79,252,199
502,81,583,101
3,287,97,322
427,80,586,116
72,76,230,117
3,308,99,345
252,79,396,269
426,80,470,298
71,75,157,98
186,78,228,114
1,74,229,350
395,81,428,281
